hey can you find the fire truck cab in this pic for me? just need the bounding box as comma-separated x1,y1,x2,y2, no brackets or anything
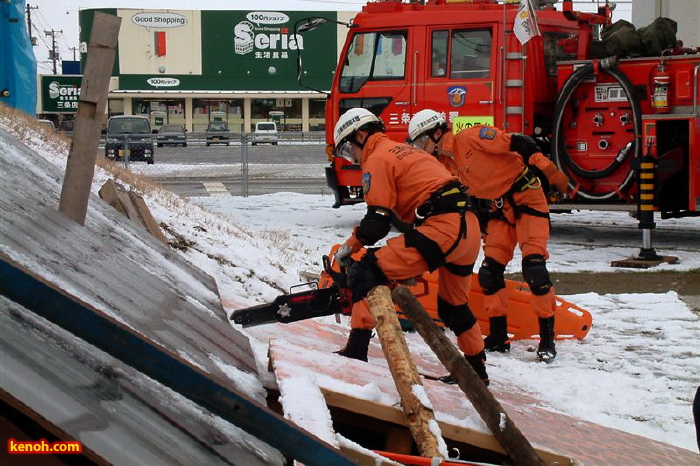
323,0,700,229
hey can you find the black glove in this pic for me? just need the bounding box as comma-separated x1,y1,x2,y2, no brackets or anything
510,133,540,159
346,250,388,303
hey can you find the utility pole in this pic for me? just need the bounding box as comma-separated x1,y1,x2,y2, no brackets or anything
26,3,38,46
69,47,78,61
45,29,63,75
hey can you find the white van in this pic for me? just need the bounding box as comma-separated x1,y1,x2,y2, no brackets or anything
252,121,278,146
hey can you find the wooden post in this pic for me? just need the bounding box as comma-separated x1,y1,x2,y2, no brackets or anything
58,12,121,225
366,286,443,459
391,286,546,466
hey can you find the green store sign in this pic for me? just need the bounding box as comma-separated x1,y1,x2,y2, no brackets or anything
41,76,83,113
81,9,339,92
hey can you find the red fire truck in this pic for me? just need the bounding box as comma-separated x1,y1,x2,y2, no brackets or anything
321,0,699,255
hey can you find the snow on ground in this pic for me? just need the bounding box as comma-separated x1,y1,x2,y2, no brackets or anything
2,111,699,454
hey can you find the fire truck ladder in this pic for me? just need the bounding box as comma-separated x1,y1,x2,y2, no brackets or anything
501,32,526,133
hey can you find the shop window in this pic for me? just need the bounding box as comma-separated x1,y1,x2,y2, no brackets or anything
193,99,244,132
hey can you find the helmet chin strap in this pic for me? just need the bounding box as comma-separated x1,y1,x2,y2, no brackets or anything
353,132,366,150
429,129,443,145
428,128,444,155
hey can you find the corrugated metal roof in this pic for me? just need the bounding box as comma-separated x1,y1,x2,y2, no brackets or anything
1,297,282,466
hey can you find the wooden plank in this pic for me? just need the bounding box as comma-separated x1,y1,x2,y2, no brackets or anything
98,179,128,216
127,190,168,245
59,12,121,225
385,426,413,455
392,286,546,466
98,179,141,222
98,179,168,245
320,387,504,454
611,255,679,268
367,286,442,458
0,256,357,466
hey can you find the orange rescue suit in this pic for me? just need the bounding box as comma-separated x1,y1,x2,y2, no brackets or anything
345,133,484,356
439,126,555,320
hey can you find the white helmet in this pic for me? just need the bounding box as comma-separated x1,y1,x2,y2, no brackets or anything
333,108,382,146
407,109,446,142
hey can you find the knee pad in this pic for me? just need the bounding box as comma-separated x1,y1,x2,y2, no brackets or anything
478,257,506,295
522,254,552,296
437,297,476,336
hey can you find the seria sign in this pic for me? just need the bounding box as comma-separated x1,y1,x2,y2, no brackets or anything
41,76,83,113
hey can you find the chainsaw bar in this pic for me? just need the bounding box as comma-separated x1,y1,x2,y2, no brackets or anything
230,285,344,327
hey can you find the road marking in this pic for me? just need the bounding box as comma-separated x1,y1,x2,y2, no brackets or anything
203,182,230,197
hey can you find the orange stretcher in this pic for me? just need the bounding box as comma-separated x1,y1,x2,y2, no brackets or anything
319,244,592,341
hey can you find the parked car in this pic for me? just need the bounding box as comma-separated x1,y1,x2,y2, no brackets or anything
205,121,230,146
104,115,155,164
155,124,187,147
252,121,278,146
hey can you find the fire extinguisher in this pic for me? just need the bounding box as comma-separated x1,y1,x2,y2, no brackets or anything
650,61,670,113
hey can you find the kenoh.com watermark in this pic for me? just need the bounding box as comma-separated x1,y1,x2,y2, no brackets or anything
8,439,82,454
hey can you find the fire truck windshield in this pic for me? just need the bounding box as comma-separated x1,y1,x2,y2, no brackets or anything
339,31,407,93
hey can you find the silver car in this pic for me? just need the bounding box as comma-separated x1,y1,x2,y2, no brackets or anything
252,121,278,146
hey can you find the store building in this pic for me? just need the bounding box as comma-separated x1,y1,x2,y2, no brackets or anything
37,8,355,132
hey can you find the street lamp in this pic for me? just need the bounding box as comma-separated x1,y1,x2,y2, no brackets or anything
293,16,356,95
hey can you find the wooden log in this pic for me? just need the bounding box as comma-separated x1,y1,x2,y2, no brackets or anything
59,12,121,225
366,286,443,459
97,179,128,216
391,286,546,466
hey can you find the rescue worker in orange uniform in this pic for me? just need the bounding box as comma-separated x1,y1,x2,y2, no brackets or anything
407,110,571,362
332,108,489,384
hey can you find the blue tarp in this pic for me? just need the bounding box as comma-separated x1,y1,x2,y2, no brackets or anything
1,0,37,115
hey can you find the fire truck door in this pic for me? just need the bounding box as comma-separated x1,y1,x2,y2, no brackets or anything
419,26,496,131
336,29,413,142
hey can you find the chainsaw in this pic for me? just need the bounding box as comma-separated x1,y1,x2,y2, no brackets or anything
231,243,593,340
230,255,353,327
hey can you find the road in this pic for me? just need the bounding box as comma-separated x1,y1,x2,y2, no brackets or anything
146,142,331,197
153,139,327,165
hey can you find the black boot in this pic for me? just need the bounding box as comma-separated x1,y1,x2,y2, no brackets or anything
465,351,490,386
335,329,372,362
440,351,490,386
537,316,556,362
484,316,511,353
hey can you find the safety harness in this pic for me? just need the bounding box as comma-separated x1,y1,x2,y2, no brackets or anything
492,167,549,225
414,181,472,223
406,182,475,274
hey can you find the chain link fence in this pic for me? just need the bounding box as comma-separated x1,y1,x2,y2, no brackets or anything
103,131,333,198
